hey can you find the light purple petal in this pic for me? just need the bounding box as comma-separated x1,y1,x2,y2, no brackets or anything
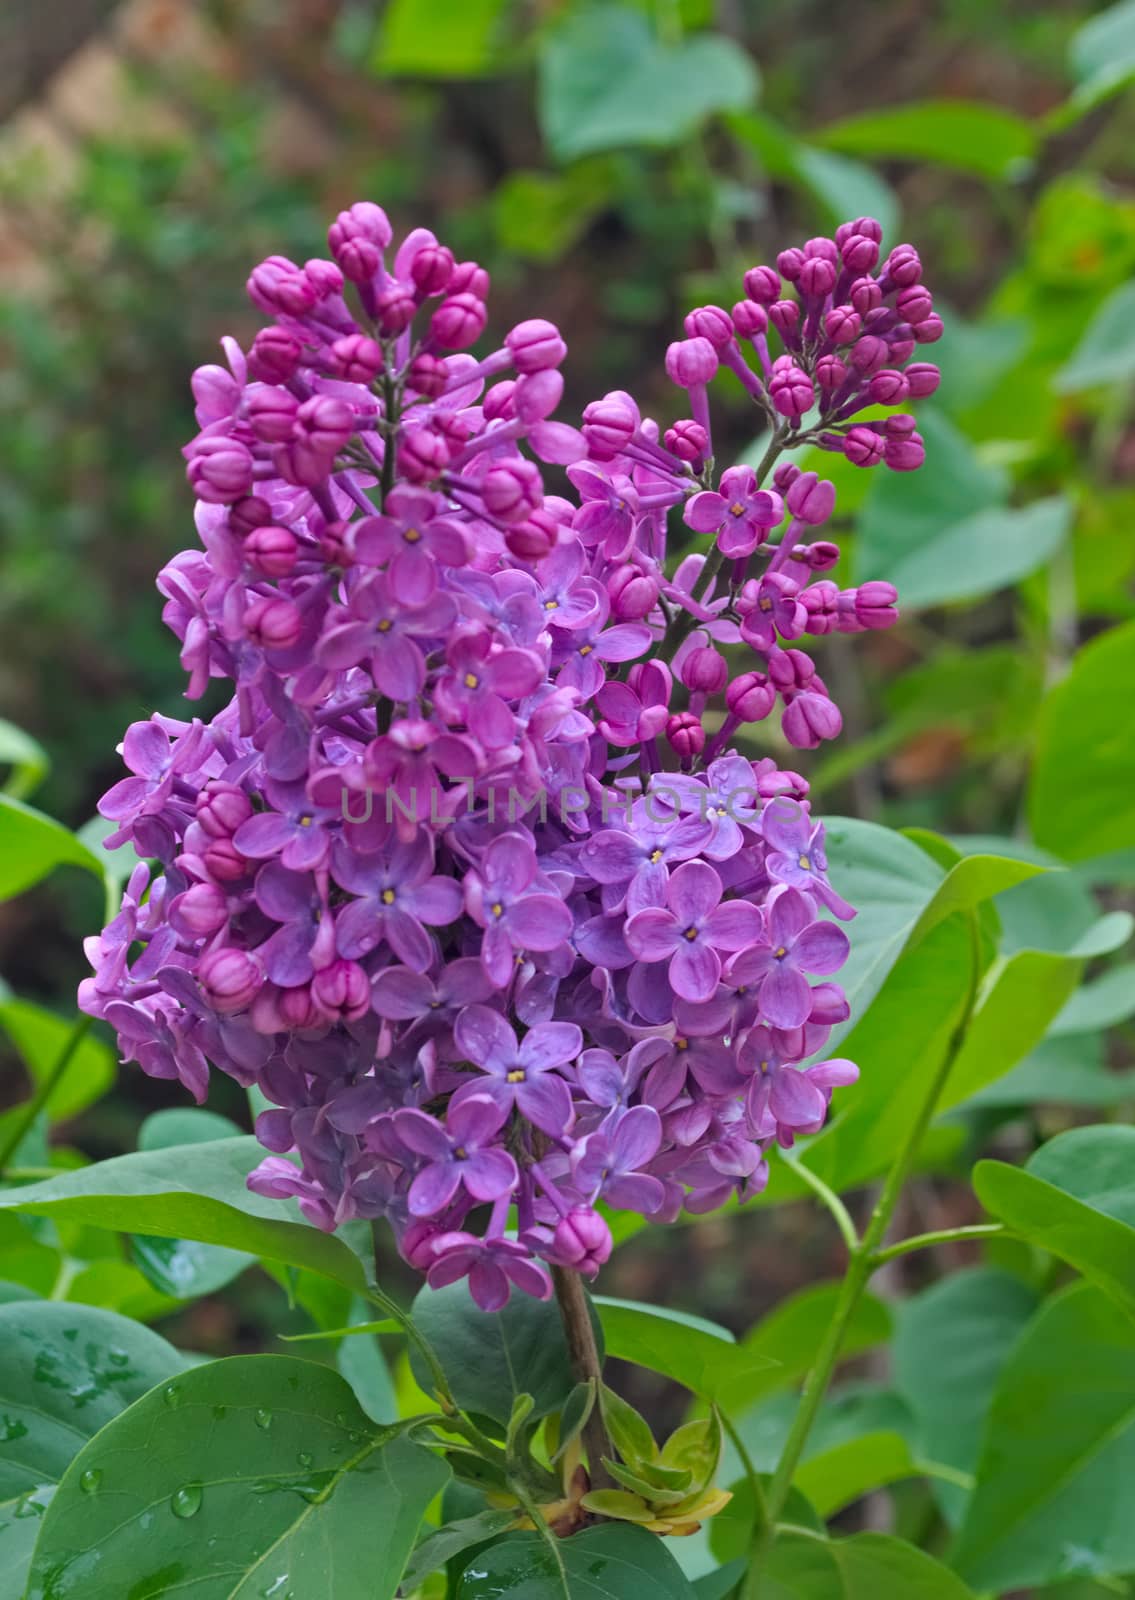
521,1021,583,1073
767,889,816,947
759,964,812,1029
371,967,433,1019
793,922,850,976
611,1104,661,1171
506,894,573,951
406,876,463,927
605,1173,665,1212
461,1145,519,1203
408,1162,462,1217
769,1067,828,1129
385,907,435,973
393,1107,452,1160
684,491,726,534
624,907,679,964
455,1004,516,1071
516,1072,574,1137
670,941,721,1003
667,860,722,925
706,899,763,952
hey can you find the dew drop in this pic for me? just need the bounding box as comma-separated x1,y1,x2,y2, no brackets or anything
107,1349,130,1368
170,1483,202,1519
334,1411,349,1426
296,1452,313,1469
254,1408,272,1430
212,1404,228,1421
162,1384,181,1409
79,1469,102,1495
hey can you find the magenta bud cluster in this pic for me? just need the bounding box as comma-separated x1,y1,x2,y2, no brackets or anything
80,206,938,1311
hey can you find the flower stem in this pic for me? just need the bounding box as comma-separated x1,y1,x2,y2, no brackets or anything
743,912,983,1595
0,1014,92,1176
869,1222,1005,1268
551,1266,612,1489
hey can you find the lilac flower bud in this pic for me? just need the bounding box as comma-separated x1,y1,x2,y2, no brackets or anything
249,326,303,384
681,646,728,693
838,216,883,246
666,711,705,759
884,430,925,471
897,285,933,326
849,335,888,375
553,1208,612,1274
843,425,886,467
244,524,298,578
312,959,370,1023
197,780,253,838
329,334,384,384
744,265,781,304
815,354,848,391
247,387,299,444
198,947,262,1014
769,359,814,419
202,836,249,884
433,412,471,450
172,882,228,937
800,580,840,634
777,247,805,282
506,319,567,374
320,520,353,566
840,233,880,273
397,427,450,483
483,380,517,423
798,255,837,298
796,540,840,571
783,691,842,748
515,369,564,423
769,648,814,692
868,369,910,405
303,259,343,300
432,293,488,351
299,396,355,459
885,244,922,286
773,462,802,492
731,299,768,339
664,419,708,463
187,437,254,504
407,352,449,399
786,471,836,525
885,413,917,437
889,336,916,365
769,301,800,340
824,306,861,345
850,277,883,315
665,337,718,388
411,244,455,298
726,671,775,721
912,313,944,345
583,396,636,459
328,202,392,256
684,305,734,349
847,580,899,629
335,237,380,285
375,283,417,335
905,362,941,398
608,563,661,620
482,458,544,523
247,256,315,317
245,596,303,652
229,495,273,538
505,512,558,560
277,982,319,1032
449,260,490,299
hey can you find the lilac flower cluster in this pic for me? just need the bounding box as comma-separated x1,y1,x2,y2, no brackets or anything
81,204,938,1311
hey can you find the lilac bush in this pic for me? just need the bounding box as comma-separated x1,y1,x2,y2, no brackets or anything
80,204,940,1312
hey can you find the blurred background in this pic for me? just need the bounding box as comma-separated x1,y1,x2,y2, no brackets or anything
1,0,1133,1390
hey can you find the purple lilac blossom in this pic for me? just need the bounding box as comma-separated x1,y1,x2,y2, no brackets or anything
80,203,941,1309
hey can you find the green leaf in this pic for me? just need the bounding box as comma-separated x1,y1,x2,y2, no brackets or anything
975,1126,1135,1317
1030,620,1135,861
882,497,1072,610
0,796,106,899
951,1284,1135,1589
595,1297,772,1404
0,720,48,801
26,1354,448,1600
969,1031,1135,1110
1056,279,1135,391
728,112,899,240
374,0,506,77
0,1000,114,1121
893,1269,1041,1525
1053,964,1135,1035
457,1522,698,1597
1066,1,1135,119
492,164,614,262
538,7,757,163
760,1531,976,1598
0,1138,368,1292
0,1300,185,1600
403,1509,519,1592
336,1295,399,1424
719,1283,892,1415
410,1278,602,1424
815,99,1035,181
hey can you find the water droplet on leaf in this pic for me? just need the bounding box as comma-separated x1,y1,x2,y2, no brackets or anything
296,1452,313,1469
79,1469,102,1495
170,1483,202,1519
254,1408,272,1430
163,1384,181,1409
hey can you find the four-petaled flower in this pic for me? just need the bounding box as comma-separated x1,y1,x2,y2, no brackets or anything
463,832,573,986
684,466,785,558
453,1004,581,1134
393,1094,518,1216
725,888,850,1029
624,860,763,1002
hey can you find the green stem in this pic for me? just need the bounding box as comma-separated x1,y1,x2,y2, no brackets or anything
778,1152,859,1256
721,1410,772,1548
0,1014,93,1175
743,913,983,1596
380,371,397,508
869,1223,1005,1269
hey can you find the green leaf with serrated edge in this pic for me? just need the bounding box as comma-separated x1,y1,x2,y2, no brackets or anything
0,796,106,899
975,1125,1135,1317
952,1284,1135,1590
25,1354,448,1600
815,98,1035,180
402,1510,519,1593
0,1301,186,1600
894,1269,1040,1526
410,1277,601,1424
458,1523,699,1596
0,1138,368,1291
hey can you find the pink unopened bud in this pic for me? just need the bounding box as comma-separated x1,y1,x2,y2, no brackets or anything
897,285,933,326
798,256,837,298
244,524,298,578
504,509,558,560
329,334,384,384
335,237,380,285
407,352,449,399
303,259,343,300
278,982,320,1032
608,563,661,620
885,244,922,287
482,458,544,524
777,247,805,282
744,265,781,304
198,947,262,1014
328,202,392,256
665,337,718,388
824,306,861,346
187,437,254,505
664,419,708,463
912,313,944,345
375,283,416,335
726,671,775,722
553,1208,612,1275
397,427,450,483
202,836,250,884
800,580,841,636
838,216,883,246
769,301,800,340
247,256,314,317
815,354,849,391
905,362,941,398
783,691,842,748
449,260,490,299
682,646,728,693
506,319,568,374
320,520,353,567
197,781,253,838
794,540,840,571
515,369,564,423
249,326,303,384
840,233,880,273
245,596,303,651
843,425,886,468
731,299,768,339
247,387,299,444
868,369,910,405
666,711,705,759
172,882,228,937
296,395,355,456
228,495,273,538
684,304,734,349
769,359,814,419
431,292,488,351
849,277,883,315
583,397,636,459
849,335,888,375
786,471,836,526
410,243,455,297
769,648,815,693
884,430,925,471
773,462,802,492
846,580,899,630
312,959,370,1022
